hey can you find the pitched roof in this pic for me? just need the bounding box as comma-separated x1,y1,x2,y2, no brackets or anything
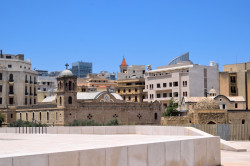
121,57,127,66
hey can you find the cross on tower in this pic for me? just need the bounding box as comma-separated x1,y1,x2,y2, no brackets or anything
65,63,69,69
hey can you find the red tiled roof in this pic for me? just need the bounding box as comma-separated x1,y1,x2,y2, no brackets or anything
121,57,128,66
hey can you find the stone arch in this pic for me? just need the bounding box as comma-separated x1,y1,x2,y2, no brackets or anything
68,96,72,104
207,121,216,124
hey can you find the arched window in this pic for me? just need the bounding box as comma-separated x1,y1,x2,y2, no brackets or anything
60,97,62,105
9,74,14,82
56,112,58,121
20,113,22,120
32,112,35,120
69,81,72,90
39,112,42,121
68,96,72,104
47,112,49,121
154,113,158,120
242,119,245,124
26,113,28,121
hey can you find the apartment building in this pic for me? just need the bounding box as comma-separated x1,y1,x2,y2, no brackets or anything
143,52,219,107
37,76,57,102
0,51,38,108
77,73,117,92
116,57,146,102
220,62,250,109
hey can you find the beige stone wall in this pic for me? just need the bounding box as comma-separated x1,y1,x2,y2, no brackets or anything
16,109,64,126
64,102,163,125
219,72,230,96
247,71,250,109
228,111,250,124
161,116,190,125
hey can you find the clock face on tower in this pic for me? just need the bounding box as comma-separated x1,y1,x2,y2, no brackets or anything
104,94,110,102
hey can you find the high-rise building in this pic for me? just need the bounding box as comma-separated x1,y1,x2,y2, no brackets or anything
0,51,38,109
71,61,92,78
219,62,250,109
143,52,219,108
35,70,49,76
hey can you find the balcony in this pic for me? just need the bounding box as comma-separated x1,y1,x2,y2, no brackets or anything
9,91,14,95
9,79,14,83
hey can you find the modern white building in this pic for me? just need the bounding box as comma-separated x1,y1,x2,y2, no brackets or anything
37,76,57,102
143,52,219,108
0,51,38,108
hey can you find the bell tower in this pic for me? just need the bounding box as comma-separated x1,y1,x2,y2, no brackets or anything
56,64,77,108
120,57,128,73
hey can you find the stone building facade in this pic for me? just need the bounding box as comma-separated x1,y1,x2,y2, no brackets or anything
219,62,250,110
6,69,163,126
143,53,219,108
0,52,38,108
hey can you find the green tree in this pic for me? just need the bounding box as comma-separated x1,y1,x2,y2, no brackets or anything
0,113,5,127
163,97,179,116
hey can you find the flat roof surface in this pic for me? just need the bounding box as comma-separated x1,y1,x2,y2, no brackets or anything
0,133,206,158
221,141,250,166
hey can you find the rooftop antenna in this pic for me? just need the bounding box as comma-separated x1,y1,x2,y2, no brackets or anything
65,63,69,69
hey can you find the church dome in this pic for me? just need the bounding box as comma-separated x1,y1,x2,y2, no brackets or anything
209,88,217,96
60,69,73,77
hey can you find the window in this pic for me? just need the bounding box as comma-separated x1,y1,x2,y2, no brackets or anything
56,112,58,121
0,73,2,80
173,82,178,87
123,96,126,100
157,93,161,98
47,112,49,121
118,89,120,93
6,56,11,59
163,83,167,87
235,103,238,108
173,92,178,97
8,65,12,68
154,113,158,120
0,85,2,92
44,95,47,98
128,96,131,100
43,88,46,91
129,89,131,92
34,99,36,104
135,88,138,92
133,70,135,73
230,76,236,83
0,97,2,104
68,96,72,104
60,97,62,105
9,74,14,82
157,84,161,88
26,113,28,121
231,86,236,93
163,93,167,98
169,82,172,87
69,81,72,90
142,70,145,74
183,92,187,97
242,119,245,124
169,93,172,97
183,81,187,87
20,113,22,120
32,112,34,120
39,112,41,121
135,96,138,102
11,114,13,119
9,97,14,104
123,89,126,93
222,104,226,109
219,98,223,102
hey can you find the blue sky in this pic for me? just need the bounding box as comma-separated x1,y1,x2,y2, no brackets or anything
0,0,250,73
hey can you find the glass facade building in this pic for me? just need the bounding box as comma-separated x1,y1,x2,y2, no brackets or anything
71,61,92,78
168,52,190,65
